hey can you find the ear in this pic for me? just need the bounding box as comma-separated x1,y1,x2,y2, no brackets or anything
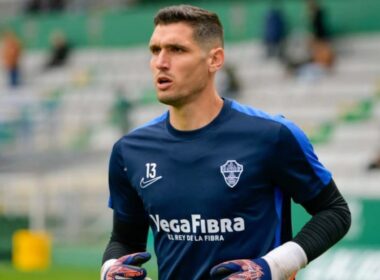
208,47,224,73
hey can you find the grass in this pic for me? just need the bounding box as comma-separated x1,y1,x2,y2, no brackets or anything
0,262,158,280
0,234,158,280
0,263,99,280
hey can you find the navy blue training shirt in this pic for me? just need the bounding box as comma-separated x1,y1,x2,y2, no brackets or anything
108,98,332,280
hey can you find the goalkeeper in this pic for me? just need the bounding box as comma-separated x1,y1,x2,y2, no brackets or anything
101,4,351,280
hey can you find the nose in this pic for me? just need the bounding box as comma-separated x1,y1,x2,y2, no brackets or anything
154,50,170,70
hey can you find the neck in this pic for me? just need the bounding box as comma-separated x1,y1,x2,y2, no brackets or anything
169,91,224,131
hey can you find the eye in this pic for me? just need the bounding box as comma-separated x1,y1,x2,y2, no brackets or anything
171,46,184,53
150,46,161,55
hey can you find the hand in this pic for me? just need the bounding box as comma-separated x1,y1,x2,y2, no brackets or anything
210,258,272,280
104,252,151,280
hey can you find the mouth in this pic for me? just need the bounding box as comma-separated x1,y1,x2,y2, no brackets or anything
156,76,173,90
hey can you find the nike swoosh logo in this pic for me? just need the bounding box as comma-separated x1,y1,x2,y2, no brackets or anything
140,176,162,188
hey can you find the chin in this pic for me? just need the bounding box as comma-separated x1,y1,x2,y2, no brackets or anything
157,95,178,106
157,93,186,107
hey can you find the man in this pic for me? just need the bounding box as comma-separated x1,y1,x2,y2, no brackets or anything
1,29,22,87
307,0,329,42
101,5,351,280
44,31,71,70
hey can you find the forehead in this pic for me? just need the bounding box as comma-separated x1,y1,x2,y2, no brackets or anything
149,22,197,46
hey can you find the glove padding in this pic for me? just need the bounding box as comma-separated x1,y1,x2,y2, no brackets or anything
210,258,271,280
104,252,151,280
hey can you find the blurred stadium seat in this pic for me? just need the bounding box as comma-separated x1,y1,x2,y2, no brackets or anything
1,1,380,279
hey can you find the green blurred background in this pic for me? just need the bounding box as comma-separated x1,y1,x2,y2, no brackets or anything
1,0,380,279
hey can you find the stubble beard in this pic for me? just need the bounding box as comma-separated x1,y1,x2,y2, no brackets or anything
157,81,207,108
157,92,190,107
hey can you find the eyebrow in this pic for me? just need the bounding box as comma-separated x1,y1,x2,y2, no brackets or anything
149,42,189,52
149,44,159,52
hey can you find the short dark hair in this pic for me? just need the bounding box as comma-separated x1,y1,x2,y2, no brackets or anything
154,5,224,47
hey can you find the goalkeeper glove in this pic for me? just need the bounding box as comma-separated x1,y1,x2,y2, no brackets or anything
102,252,151,280
210,241,306,280
210,258,272,280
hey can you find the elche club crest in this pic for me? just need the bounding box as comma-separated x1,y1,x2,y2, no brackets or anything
220,160,244,188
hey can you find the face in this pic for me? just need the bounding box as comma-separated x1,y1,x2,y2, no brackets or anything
149,23,215,107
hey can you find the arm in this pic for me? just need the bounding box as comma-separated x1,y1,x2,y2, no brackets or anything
211,180,351,280
102,141,150,279
102,212,149,263
265,121,351,274
104,140,149,262
211,122,351,280
101,213,150,280
261,179,351,280
293,179,351,262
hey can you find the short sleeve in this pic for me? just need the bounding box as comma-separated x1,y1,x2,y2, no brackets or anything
108,141,147,224
273,120,332,204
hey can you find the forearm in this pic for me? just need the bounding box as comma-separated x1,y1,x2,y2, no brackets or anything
263,180,351,279
293,179,351,262
102,212,149,264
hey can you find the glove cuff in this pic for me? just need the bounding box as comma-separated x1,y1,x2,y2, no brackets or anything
249,258,272,279
100,258,117,280
253,258,271,273
263,241,307,280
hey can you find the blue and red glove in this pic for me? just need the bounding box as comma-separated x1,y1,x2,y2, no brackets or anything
210,258,272,280
103,252,151,280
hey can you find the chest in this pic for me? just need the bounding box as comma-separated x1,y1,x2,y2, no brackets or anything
125,137,275,217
